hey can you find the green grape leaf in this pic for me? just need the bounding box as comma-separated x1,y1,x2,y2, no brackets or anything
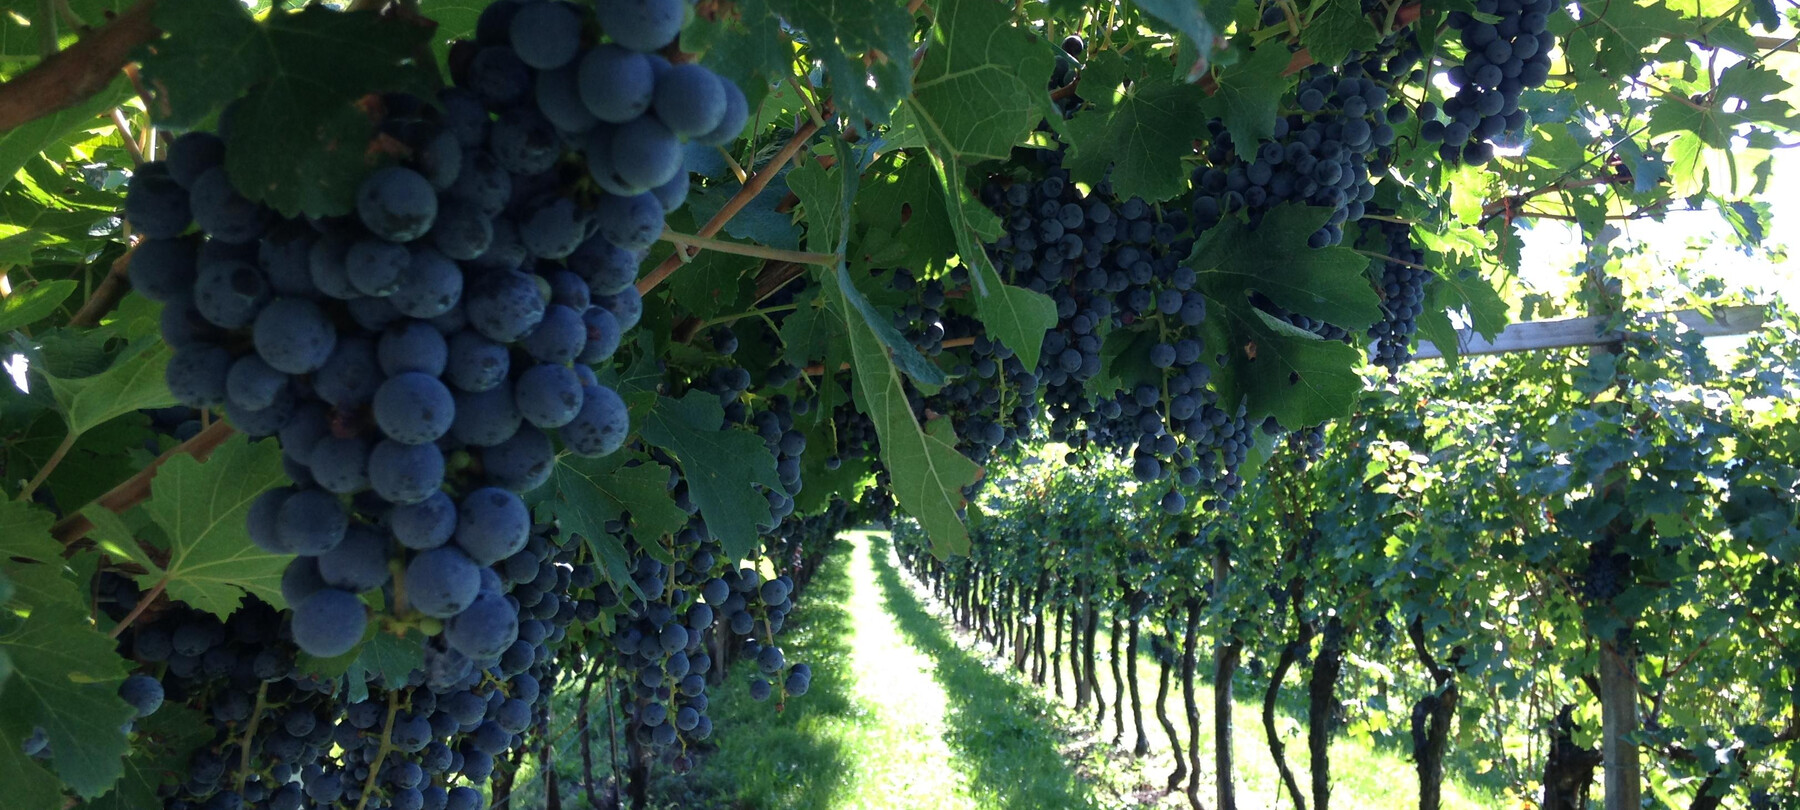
852,157,958,272
0,501,85,612
1415,283,1462,364
1086,325,1162,399
38,339,177,437
524,451,688,589
1187,205,1381,330
0,604,135,799
788,160,843,255
1301,0,1379,68
83,505,165,581
142,1,433,216
0,279,76,332
351,629,426,687
140,433,292,618
639,393,783,560
0,499,61,565
1061,60,1212,204
904,0,1056,165
137,0,267,128
778,291,842,367
824,267,981,557
790,157,950,386
664,247,756,322
1205,307,1366,429
1127,0,1219,64
0,728,62,810
1198,45,1291,162
1555,1,1693,80
765,0,915,126
684,0,788,114
88,703,214,810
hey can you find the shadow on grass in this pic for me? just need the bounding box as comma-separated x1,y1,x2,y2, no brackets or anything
650,536,859,810
865,533,1104,810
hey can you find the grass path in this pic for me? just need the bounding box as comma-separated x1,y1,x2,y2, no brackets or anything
673,530,1506,810
667,530,1101,810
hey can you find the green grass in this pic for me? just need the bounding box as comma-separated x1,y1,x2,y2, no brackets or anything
662,530,1105,810
663,529,1509,810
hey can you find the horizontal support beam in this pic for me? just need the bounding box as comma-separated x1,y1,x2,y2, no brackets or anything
1412,304,1768,361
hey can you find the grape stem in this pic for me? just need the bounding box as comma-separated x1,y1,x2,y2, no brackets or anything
51,418,238,548
69,244,137,328
107,576,167,639
638,119,825,295
17,430,77,502
802,335,976,375
235,681,270,795
353,691,402,810
1354,248,1430,271
658,228,841,267
0,0,159,132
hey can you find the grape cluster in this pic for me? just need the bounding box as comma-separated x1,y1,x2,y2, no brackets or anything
1189,57,1401,248
1362,213,1430,375
977,147,1251,509
125,0,748,665
112,523,579,810
1425,0,1556,164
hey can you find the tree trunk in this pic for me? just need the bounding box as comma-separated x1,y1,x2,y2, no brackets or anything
1087,597,1107,728
1214,545,1239,810
579,659,601,810
1182,598,1203,809
1073,586,1091,711
1264,635,1309,810
1407,618,1463,810
1129,612,1150,756
1033,582,1049,685
1158,627,1187,792
1053,600,1066,698
1600,640,1641,810
1111,610,1126,743
1540,704,1601,810
1309,616,1345,810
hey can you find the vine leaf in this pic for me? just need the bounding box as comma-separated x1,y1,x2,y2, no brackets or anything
1061,54,1212,204
140,0,433,217
523,451,687,589
765,0,916,126
87,703,214,810
1301,0,1380,68
139,433,292,618
1209,306,1365,429
824,267,981,556
683,0,787,114
902,0,1056,165
1187,205,1380,329
39,338,178,437
0,279,77,332
1198,45,1291,162
1126,0,1219,66
640,393,782,560
0,500,86,612
789,159,950,386
777,291,842,367
344,630,426,702
0,603,136,800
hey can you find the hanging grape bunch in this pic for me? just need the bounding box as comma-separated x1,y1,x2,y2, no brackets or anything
124,0,747,664
1424,0,1557,164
